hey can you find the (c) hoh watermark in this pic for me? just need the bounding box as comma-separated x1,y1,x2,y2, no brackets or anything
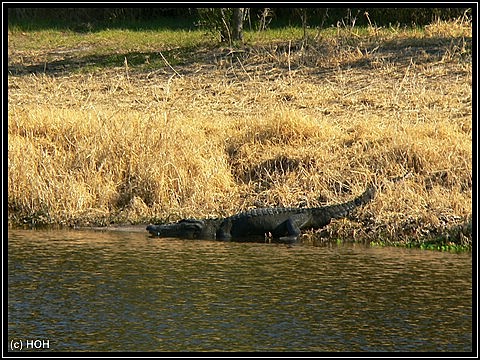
10,339,50,351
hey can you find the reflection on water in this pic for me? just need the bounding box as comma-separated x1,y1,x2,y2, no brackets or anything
8,229,472,352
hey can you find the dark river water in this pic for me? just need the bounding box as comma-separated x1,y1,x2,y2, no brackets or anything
8,229,472,353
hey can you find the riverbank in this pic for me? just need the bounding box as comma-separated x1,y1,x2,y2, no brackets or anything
8,18,472,250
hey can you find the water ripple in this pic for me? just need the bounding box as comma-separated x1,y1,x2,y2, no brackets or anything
8,229,472,352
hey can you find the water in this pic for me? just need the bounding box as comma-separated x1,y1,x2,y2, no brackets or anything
8,229,472,352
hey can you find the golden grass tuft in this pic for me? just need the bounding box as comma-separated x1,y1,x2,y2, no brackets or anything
8,20,472,247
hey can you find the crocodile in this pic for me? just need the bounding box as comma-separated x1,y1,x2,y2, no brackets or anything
146,184,376,244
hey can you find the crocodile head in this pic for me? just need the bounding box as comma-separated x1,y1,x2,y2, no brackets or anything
147,218,225,239
146,219,206,239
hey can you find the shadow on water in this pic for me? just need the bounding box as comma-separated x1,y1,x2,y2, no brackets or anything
8,229,472,352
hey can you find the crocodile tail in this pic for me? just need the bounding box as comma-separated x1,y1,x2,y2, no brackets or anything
327,184,376,220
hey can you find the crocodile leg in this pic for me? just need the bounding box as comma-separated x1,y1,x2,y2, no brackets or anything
278,217,302,244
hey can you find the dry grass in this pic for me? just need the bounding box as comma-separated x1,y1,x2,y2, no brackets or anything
8,19,472,248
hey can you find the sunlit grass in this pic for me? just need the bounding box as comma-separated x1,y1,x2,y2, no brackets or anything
7,18,472,249
8,27,208,52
